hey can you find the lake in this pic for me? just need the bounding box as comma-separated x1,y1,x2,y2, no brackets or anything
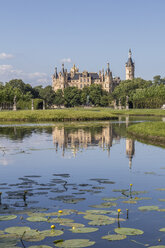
0,117,165,248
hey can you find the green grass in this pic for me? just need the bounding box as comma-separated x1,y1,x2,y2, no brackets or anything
0,108,165,122
127,122,165,144
113,109,165,116
0,109,117,122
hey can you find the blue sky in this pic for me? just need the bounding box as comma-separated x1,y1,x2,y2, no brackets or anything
0,0,165,85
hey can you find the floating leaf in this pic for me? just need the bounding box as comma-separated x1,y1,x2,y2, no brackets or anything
134,197,152,201
84,214,113,221
54,239,95,247
28,246,53,248
131,191,148,195
122,200,137,204
63,198,85,204
40,230,63,237
60,223,85,228
22,229,45,242
90,202,117,208
159,199,165,202
48,218,74,224
156,188,165,191
115,227,144,235
26,216,48,222
102,197,119,201
88,220,114,226
138,206,159,211
102,234,127,240
85,210,112,215
0,215,17,221
149,246,165,248
69,227,98,233
159,228,165,232
5,226,31,235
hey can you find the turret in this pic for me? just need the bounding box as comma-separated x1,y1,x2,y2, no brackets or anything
125,49,135,80
54,67,58,79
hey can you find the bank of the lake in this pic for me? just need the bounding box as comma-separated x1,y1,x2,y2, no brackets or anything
127,122,165,145
1,108,165,122
0,109,117,122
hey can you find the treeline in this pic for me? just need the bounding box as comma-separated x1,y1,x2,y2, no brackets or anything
0,75,165,109
113,75,165,108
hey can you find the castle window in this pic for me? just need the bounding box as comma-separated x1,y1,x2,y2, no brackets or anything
80,84,82,88
80,78,82,82
87,78,89,82
84,79,86,82
105,84,106,88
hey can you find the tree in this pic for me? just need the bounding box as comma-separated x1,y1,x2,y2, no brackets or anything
64,87,81,107
54,89,64,107
39,86,56,106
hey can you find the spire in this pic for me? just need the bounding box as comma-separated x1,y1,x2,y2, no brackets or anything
62,63,64,75
54,67,58,78
129,49,132,58
107,62,110,75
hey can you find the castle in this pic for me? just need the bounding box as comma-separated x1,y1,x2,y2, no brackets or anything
52,49,134,92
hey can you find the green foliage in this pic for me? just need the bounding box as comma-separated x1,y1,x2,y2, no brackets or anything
64,87,81,107
39,86,56,106
54,89,64,106
112,78,152,107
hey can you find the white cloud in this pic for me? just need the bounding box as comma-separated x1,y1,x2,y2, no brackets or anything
0,64,50,86
60,58,71,63
0,53,14,60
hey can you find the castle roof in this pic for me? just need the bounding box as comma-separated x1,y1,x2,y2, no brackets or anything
70,72,100,80
126,57,134,67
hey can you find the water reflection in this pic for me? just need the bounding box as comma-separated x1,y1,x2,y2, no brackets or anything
0,122,136,167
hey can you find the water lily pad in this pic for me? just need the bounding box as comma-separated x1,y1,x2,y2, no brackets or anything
48,218,74,224
22,229,45,242
90,202,117,208
69,227,98,233
40,230,63,237
156,188,165,191
102,234,127,240
102,197,119,201
60,222,85,228
122,200,137,204
159,199,165,202
84,214,112,221
5,226,31,235
138,206,159,211
88,219,114,226
131,191,148,195
149,246,165,248
85,210,112,215
0,215,17,221
28,246,53,248
63,198,85,204
115,227,144,235
54,239,95,247
159,228,165,232
26,216,48,222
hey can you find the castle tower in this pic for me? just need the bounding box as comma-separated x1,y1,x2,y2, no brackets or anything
125,49,135,80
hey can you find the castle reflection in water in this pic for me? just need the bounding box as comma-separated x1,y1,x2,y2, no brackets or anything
52,123,135,168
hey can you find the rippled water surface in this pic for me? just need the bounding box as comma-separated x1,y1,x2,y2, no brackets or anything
0,117,165,247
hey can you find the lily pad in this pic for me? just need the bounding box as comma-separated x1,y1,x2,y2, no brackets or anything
122,200,137,204
115,227,144,235
159,228,165,232
26,216,48,222
88,220,114,226
5,226,31,235
0,215,17,221
102,197,118,201
48,218,74,224
69,227,98,233
149,246,165,248
85,210,112,215
102,234,127,240
28,246,53,248
54,239,95,247
159,199,165,202
90,202,117,208
60,223,85,228
156,188,165,191
22,230,45,242
40,230,63,237
138,206,159,211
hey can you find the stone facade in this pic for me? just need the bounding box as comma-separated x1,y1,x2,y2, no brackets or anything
125,49,135,80
52,63,120,93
